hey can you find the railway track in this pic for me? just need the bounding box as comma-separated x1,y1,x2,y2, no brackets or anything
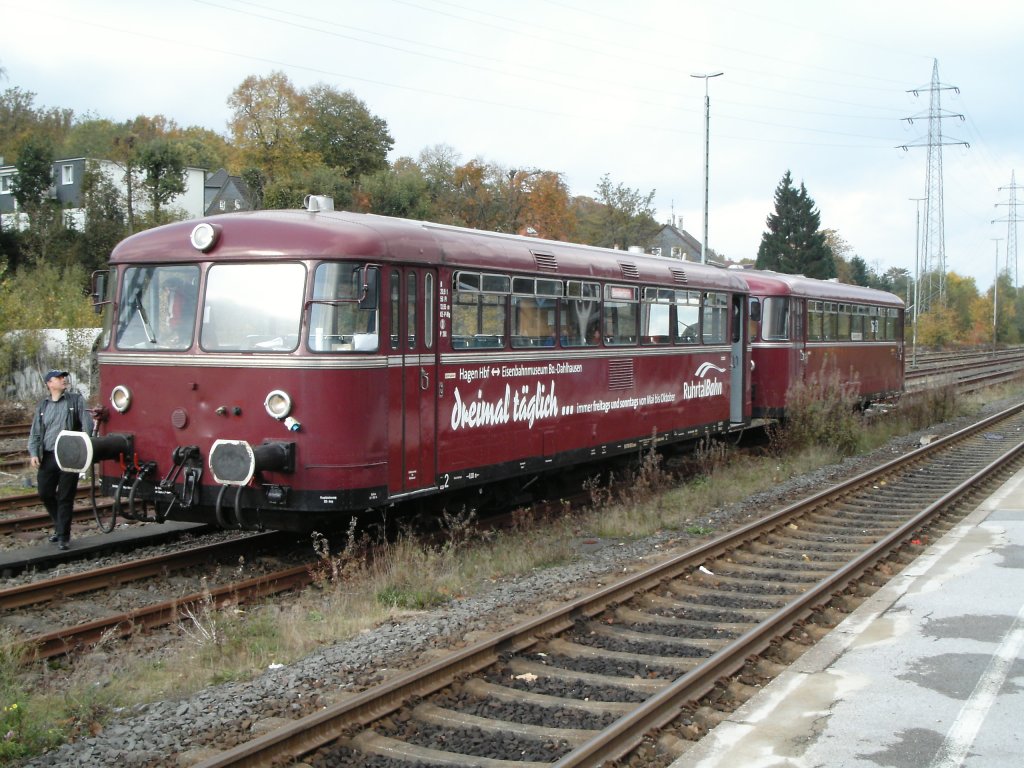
0,422,30,440
0,488,109,535
905,348,1024,391
187,402,1024,767
0,530,311,661
904,346,1024,392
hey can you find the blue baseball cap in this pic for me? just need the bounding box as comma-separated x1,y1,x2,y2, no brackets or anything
44,370,69,382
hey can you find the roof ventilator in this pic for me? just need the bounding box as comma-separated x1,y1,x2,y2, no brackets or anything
532,251,558,271
304,195,335,212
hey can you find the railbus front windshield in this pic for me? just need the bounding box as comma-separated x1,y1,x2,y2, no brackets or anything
201,263,306,352
116,265,200,350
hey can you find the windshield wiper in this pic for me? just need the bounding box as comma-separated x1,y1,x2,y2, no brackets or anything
134,295,156,343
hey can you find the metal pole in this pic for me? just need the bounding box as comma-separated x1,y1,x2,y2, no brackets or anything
910,197,925,368
992,238,1003,355
691,72,723,264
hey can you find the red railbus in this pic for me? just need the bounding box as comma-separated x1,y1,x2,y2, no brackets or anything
58,199,753,531
742,270,904,418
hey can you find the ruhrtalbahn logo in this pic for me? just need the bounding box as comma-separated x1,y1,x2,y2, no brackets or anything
684,362,726,400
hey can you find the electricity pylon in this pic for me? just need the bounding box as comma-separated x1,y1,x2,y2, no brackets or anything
898,59,969,311
993,170,1021,287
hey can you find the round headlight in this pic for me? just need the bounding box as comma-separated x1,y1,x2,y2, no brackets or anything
190,222,220,252
264,390,292,420
111,385,132,414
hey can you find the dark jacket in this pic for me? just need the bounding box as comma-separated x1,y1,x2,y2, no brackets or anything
28,391,94,458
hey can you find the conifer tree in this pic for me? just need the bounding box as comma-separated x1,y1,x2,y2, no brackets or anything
756,171,835,279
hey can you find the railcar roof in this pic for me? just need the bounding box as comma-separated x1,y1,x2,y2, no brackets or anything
739,269,904,307
110,209,748,291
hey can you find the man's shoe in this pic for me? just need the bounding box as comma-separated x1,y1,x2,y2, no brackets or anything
58,540,70,551
48,534,59,543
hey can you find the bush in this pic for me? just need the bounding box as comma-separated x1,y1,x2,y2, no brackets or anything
771,369,864,456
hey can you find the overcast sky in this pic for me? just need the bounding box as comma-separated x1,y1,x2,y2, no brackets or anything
3,0,1022,294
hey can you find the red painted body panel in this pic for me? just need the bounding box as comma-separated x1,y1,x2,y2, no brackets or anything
743,270,905,416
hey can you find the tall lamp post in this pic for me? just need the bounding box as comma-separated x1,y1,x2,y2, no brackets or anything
691,71,723,264
910,197,926,369
992,238,1003,355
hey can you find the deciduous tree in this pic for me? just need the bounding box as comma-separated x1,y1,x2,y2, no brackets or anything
417,144,462,223
172,125,236,173
72,164,126,274
453,159,498,229
577,174,658,249
522,171,574,240
61,116,122,158
302,84,393,178
0,87,73,162
262,165,353,210
11,135,54,211
137,139,187,222
0,87,40,160
358,161,432,219
228,71,312,183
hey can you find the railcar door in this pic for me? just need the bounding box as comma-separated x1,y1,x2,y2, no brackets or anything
794,298,808,383
730,293,748,425
387,268,438,497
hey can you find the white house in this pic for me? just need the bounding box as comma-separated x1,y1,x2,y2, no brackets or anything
0,157,207,231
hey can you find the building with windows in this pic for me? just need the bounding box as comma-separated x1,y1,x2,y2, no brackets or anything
646,223,704,261
204,168,252,215
0,157,208,230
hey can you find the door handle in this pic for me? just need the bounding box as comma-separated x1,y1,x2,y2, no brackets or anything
420,368,430,391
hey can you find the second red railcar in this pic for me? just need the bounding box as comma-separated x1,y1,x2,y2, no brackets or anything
743,270,904,418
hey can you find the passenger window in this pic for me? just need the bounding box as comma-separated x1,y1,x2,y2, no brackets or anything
702,292,728,344
603,285,638,346
641,287,672,345
452,271,508,349
675,291,701,344
761,298,790,341
560,281,600,347
808,301,823,341
511,276,563,348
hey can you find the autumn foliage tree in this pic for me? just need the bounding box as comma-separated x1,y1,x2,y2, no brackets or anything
522,171,575,240
228,70,312,184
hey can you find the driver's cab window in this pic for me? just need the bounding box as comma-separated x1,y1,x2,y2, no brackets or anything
116,266,199,350
308,263,379,352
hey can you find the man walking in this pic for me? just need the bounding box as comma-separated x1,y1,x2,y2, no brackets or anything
27,370,94,550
